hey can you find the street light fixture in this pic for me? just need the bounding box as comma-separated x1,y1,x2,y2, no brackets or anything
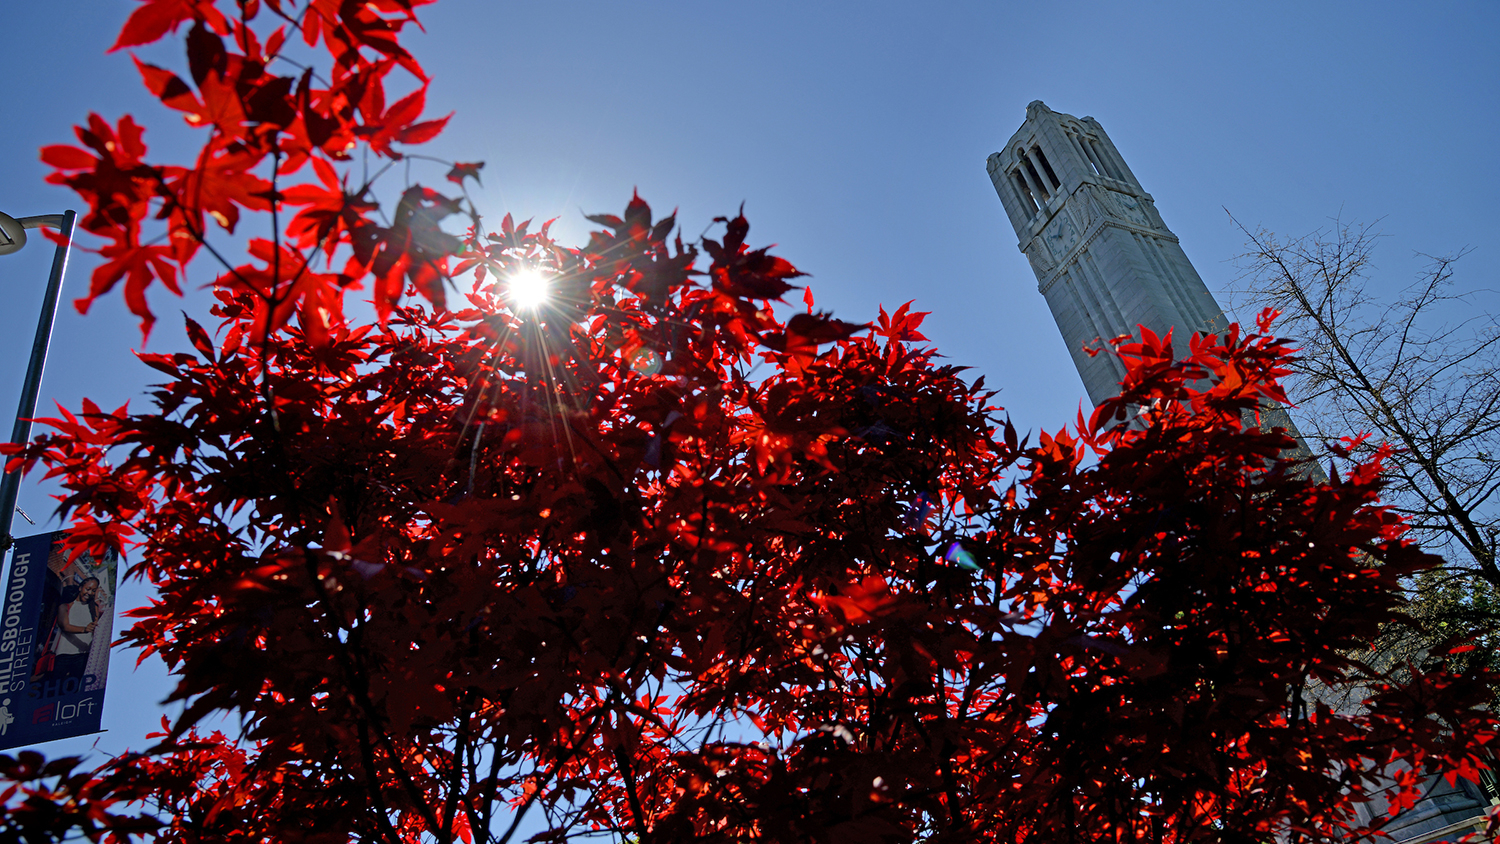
0,209,77,551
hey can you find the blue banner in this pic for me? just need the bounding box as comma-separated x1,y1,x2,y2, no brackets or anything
0,531,119,750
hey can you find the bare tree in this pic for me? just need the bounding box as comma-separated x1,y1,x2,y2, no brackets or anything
1232,217,1500,651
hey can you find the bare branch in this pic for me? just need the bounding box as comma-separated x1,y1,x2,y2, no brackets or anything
1228,215,1500,681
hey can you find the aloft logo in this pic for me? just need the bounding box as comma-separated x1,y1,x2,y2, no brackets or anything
30,697,98,725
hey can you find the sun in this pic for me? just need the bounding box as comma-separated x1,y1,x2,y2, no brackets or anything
507,268,550,310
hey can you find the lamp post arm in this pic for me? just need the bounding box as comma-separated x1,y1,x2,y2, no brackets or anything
0,210,76,551
19,215,66,231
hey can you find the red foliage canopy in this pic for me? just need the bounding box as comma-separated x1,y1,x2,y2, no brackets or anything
1,2,1496,842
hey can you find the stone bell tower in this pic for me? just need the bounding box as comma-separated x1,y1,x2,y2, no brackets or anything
988,100,1228,407
987,101,1495,844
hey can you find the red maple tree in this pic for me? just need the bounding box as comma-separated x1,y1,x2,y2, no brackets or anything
0,2,1496,842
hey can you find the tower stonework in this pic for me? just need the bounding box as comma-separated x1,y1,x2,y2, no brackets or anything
989,101,1228,407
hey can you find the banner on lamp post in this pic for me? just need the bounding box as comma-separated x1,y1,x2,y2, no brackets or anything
0,531,119,750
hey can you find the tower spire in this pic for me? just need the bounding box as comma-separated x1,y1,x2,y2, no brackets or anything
988,102,1227,407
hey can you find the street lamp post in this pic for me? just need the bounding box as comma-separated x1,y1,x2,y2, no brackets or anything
0,209,77,551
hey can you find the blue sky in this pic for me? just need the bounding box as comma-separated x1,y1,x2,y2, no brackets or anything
0,0,1496,771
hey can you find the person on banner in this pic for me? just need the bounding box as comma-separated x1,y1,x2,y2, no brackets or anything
52,577,101,685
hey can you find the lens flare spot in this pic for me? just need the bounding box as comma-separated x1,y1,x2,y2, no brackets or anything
629,347,662,376
904,492,936,531
508,269,550,309
945,541,980,571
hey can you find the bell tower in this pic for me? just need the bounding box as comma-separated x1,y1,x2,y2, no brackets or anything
988,101,1228,407
987,102,1495,843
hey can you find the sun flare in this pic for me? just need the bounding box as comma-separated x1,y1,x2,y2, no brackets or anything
508,268,550,310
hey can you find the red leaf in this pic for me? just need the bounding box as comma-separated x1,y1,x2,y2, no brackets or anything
396,115,451,145
815,576,898,624
324,501,352,555
112,0,224,51
79,236,179,339
133,58,204,121
445,161,484,186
